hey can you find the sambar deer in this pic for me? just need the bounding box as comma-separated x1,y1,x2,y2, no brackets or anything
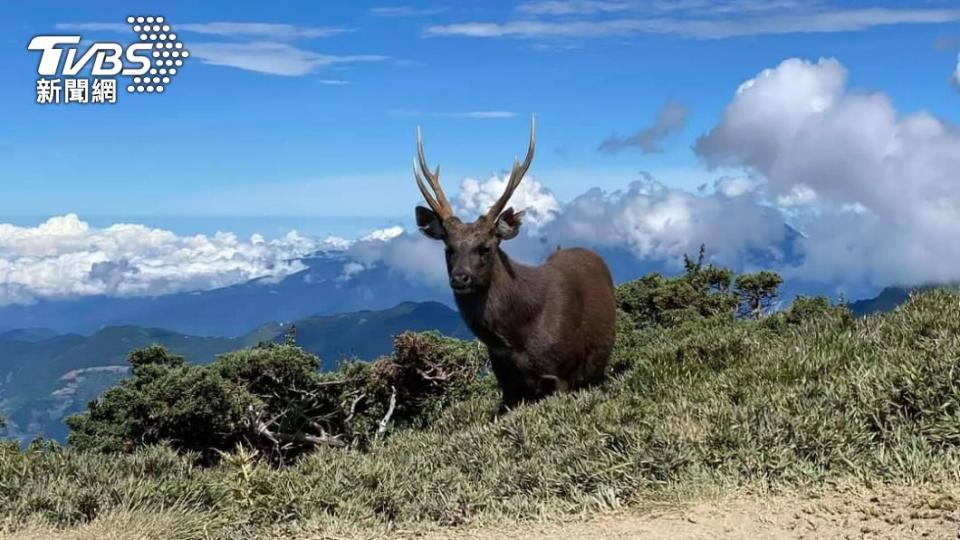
412,117,616,409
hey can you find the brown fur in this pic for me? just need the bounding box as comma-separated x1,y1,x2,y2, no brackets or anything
412,119,616,408
452,244,616,408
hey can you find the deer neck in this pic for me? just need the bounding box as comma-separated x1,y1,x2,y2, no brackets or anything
454,248,544,351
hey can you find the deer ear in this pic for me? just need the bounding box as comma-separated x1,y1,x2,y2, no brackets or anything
495,207,525,240
415,206,446,240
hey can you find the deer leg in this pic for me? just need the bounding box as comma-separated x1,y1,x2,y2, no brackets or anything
489,351,524,412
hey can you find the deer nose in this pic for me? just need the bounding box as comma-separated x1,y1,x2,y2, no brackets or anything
450,272,472,289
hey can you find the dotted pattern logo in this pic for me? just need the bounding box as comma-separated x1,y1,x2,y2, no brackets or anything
125,16,189,94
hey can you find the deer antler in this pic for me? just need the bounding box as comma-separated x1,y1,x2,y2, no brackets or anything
413,127,454,220
485,115,536,222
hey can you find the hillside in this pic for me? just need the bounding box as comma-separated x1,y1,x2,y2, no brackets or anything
0,301,468,444
848,284,960,316
3,287,960,540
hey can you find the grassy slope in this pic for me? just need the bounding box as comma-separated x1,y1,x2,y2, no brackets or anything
3,290,960,539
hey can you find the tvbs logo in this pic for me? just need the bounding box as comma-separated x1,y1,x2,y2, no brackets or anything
27,16,189,105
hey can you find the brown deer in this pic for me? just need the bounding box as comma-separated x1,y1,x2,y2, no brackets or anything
412,117,616,409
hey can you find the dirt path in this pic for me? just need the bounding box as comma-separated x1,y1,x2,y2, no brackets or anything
397,488,960,540
8,487,960,540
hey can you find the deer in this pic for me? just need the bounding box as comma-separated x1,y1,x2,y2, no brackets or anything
412,117,617,410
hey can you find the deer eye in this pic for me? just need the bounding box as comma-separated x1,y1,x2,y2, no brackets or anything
476,245,491,257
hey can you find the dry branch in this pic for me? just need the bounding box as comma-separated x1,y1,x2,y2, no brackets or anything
375,385,398,442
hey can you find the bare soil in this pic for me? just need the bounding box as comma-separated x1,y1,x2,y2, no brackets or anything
394,487,960,540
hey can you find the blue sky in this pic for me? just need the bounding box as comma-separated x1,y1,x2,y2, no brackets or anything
2,1,958,239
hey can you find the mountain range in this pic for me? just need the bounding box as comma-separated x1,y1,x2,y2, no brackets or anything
0,225,811,338
0,251,451,337
847,284,960,316
0,301,469,444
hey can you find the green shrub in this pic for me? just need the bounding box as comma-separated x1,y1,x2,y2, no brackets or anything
615,257,738,329
66,347,252,461
615,248,785,328
65,333,485,464
763,294,853,330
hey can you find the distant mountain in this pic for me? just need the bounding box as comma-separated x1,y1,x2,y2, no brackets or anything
0,328,59,342
849,287,915,317
0,301,469,444
847,285,960,317
0,252,451,337
0,224,808,338
286,301,470,369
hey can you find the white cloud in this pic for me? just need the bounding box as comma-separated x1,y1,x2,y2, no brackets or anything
361,226,405,242
368,172,788,287
425,7,960,39
337,261,366,282
696,57,960,288
55,22,352,39
177,22,352,38
713,176,760,198
538,179,786,266
55,21,382,77
0,215,339,305
190,42,388,76
345,232,448,287
320,235,352,250
776,184,817,207
516,1,633,16
456,174,561,228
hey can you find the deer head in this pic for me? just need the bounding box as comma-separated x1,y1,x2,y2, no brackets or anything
414,117,536,295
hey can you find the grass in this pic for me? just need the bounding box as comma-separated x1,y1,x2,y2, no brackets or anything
2,289,960,539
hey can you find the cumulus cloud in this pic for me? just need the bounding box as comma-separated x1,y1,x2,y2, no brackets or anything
537,178,786,267
345,232,448,287
712,176,761,198
361,226,405,242
380,171,788,287
358,57,960,293
455,174,561,227
696,57,960,288
0,215,338,305
599,100,688,154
